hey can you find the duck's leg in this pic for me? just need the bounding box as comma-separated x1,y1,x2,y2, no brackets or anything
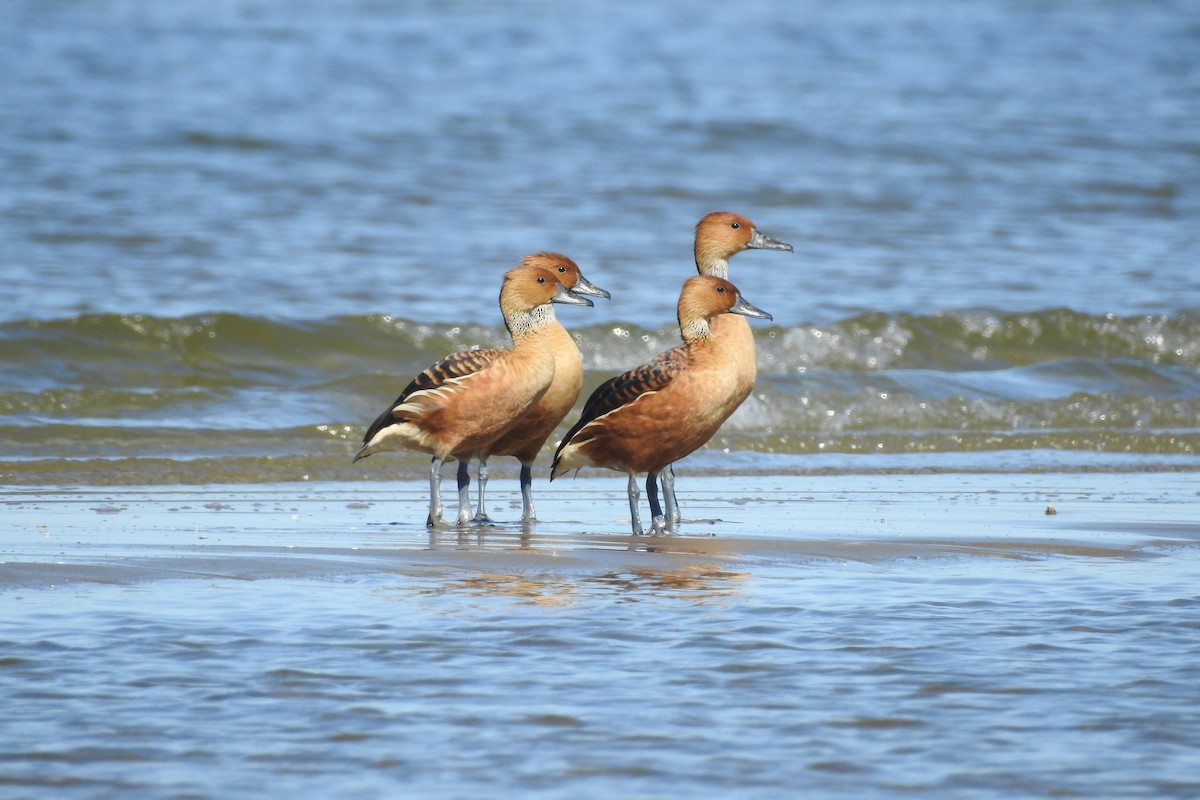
647,470,667,535
455,459,473,525
519,462,537,522
472,457,493,523
627,472,645,535
664,463,681,527
427,457,446,528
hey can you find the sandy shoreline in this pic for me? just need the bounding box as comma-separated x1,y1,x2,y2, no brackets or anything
3,472,1196,591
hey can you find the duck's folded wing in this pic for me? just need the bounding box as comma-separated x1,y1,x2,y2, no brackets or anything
363,348,503,443
558,346,686,449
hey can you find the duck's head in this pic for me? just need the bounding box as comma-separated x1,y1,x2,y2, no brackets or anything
694,211,793,278
519,252,611,301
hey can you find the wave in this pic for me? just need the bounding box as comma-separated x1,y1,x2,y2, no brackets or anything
3,308,1198,377
2,310,1198,484
755,308,1200,372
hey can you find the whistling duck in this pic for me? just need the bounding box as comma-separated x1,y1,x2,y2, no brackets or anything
354,262,593,527
459,253,609,523
551,275,772,535
659,212,793,525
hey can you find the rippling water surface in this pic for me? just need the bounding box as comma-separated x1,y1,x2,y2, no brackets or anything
3,476,1200,798
3,0,1200,797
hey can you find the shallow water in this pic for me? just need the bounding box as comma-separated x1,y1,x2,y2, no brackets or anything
3,475,1200,798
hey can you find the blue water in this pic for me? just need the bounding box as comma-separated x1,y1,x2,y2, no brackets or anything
2,0,1197,327
3,2,1200,797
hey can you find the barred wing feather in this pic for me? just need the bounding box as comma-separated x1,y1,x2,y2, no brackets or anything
362,348,502,444
555,346,687,454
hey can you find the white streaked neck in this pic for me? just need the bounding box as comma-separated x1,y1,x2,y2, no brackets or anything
506,303,558,340
680,318,713,342
697,257,729,279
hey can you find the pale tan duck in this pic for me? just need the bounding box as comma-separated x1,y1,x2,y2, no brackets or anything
354,262,592,527
457,253,609,523
551,275,772,535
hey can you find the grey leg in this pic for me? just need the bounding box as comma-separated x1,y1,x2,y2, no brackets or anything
627,472,645,535
455,459,472,525
664,463,681,527
472,458,493,523
519,463,537,522
427,457,445,528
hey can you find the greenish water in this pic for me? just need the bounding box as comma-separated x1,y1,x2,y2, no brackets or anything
2,310,1198,485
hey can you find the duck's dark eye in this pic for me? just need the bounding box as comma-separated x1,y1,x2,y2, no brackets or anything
537,276,547,284
731,222,740,229
716,285,726,293
557,265,566,273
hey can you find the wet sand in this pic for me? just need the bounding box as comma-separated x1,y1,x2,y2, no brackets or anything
4,472,1197,591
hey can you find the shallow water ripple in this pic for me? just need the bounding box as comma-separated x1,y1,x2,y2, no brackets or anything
3,548,1199,799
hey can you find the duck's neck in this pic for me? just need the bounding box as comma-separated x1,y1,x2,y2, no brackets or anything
695,253,730,280
680,317,714,345
506,303,558,343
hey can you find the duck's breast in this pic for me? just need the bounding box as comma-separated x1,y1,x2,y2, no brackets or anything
487,325,583,461
708,313,757,403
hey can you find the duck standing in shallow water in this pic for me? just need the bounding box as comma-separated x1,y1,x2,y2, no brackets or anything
460,253,609,524
551,275,772,535
658,212,793,525
355,261,593,527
